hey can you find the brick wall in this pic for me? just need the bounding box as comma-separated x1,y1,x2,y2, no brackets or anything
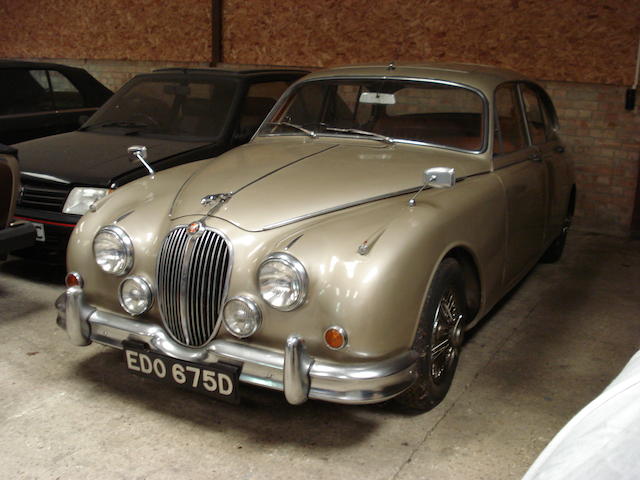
542,82,640,236
14,58,640,237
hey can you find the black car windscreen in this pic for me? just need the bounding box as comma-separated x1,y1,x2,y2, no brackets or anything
84,76,238,140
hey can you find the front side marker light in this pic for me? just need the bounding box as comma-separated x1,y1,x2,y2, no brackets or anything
65,272,83,288
324,326,348,350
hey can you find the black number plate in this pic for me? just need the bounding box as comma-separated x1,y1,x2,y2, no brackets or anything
122,341,240,403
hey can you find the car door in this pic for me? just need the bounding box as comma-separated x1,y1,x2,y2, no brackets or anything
492,82,548,286
520,83,571,243
0,69,58,144
47,69,97,134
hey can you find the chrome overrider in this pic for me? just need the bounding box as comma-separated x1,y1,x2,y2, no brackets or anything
55,286,419,405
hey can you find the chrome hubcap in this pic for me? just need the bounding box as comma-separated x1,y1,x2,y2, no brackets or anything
430,288,463,383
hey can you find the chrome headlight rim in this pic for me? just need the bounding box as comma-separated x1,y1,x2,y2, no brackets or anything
118,275,153,316
93,224,134,276
222,295,262,338
257,251,308,312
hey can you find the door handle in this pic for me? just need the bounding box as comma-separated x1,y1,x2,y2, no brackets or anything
528,153,542,162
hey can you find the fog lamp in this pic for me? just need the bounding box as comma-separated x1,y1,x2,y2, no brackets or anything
223,296,262,338
324,326,347,350
119,276,152,316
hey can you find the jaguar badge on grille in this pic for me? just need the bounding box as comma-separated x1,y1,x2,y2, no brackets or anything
187,221,203,235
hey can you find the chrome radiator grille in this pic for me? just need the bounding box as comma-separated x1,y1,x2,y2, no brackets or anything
157,226,231,347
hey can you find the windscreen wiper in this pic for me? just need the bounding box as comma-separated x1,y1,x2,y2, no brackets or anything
266,121,317,138
79,121,150,132
323,126,394,144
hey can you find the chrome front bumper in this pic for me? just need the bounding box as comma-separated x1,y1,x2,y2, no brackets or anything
55,287,418,405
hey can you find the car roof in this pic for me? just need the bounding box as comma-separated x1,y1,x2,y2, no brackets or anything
0,59,85,72
301,63,530,94
152,67,309,79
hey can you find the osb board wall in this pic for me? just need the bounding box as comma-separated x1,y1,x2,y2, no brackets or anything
0,0,211,62
1,0,638,85
223,0,639,86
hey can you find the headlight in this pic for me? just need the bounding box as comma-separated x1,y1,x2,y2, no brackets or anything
93,225,133,275
63,187,109,215
223,296,262,338
258,252,308,311
119,276,152,316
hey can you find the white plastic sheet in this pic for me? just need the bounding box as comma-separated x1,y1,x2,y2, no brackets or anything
523,350,640,480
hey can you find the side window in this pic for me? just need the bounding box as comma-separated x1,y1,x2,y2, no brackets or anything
521,85,547,145
494,84,527,155
48,70,85,109
238,81,290,133
0,69,53,114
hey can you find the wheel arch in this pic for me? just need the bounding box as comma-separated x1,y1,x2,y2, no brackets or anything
443,246,482,323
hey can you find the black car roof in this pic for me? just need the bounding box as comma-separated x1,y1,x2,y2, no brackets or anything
0,59,86,72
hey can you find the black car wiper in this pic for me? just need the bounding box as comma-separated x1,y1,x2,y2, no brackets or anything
79,121,150,132
266,121,317,138
323,126,394,144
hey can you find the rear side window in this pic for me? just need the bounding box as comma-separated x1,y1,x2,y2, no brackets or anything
0,69,54,114
521,85,547,145
48,70,85,109
494,84,527,155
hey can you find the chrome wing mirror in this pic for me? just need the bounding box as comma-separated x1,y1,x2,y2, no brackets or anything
127,145,155,177
408,167,455,206
425,167,455,188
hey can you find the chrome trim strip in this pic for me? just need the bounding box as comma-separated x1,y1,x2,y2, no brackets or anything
56,289,419,405
20,171,71,184
259,186,421,230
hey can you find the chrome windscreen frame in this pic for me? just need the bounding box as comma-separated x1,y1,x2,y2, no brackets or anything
253,75,490,155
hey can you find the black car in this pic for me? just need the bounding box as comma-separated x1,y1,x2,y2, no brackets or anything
13,67,307,260
0,60,112,145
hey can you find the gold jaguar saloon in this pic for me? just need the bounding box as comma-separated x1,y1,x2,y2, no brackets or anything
56,64,575,410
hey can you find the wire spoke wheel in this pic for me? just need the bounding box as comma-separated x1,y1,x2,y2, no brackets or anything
396,257,468,411
430,288,463,383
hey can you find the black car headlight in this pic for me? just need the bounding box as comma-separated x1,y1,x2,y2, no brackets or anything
63,187,110,215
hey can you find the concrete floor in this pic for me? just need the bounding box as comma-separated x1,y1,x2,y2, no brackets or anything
1,231,639,480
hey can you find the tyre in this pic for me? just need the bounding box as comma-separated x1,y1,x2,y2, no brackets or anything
541,214,571,263
396,257,468,411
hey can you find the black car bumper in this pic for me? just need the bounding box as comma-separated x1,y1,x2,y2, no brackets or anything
13,209,80,261
0,222,36,256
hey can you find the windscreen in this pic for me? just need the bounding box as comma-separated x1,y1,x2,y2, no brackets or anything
84,76,238,140
259,79,485,151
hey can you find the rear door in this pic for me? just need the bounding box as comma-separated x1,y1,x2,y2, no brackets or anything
520,83,571,242
0,69,58,144
492,82,548,285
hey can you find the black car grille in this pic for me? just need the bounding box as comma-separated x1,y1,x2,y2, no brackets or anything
157,226,231,347
18,181,70,212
